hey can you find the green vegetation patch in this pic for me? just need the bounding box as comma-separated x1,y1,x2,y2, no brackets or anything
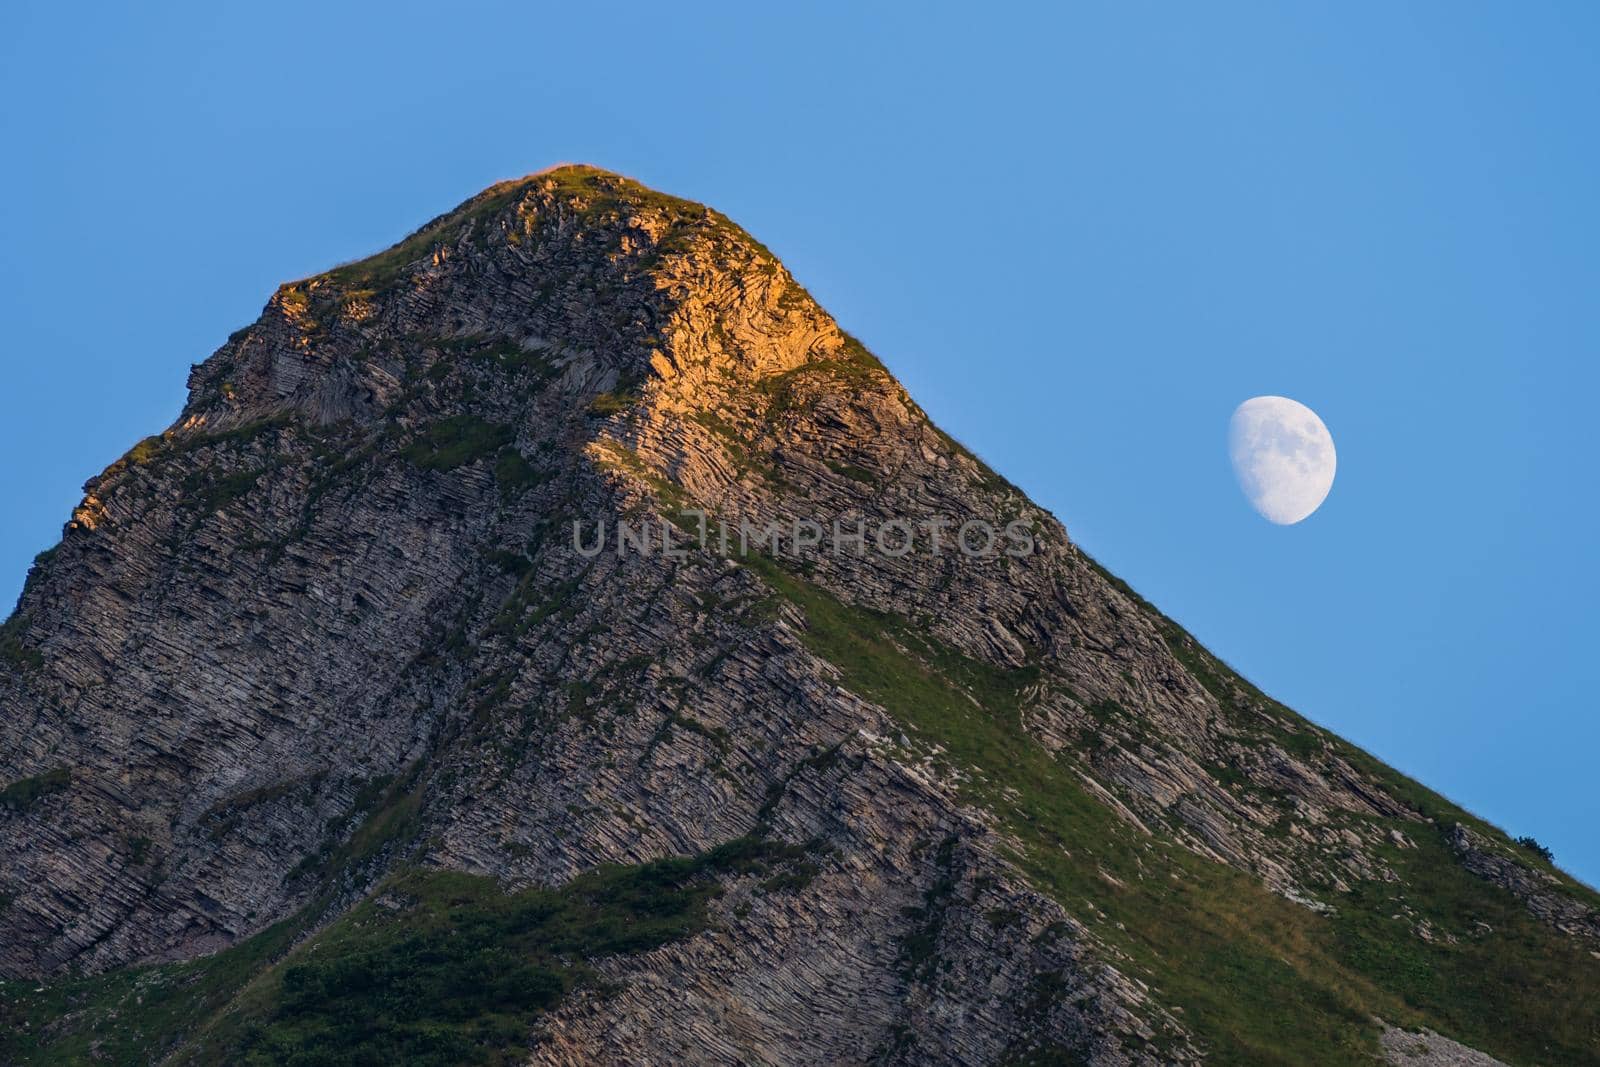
182,465,272,515
127,435,166,466
471,341,558,386
100,434,170,478
0,768,70,812
826,460,877,484
493,449,543,500
586,390,639,418
1332,827,1600,1058
404,416,515,472
215,845,770,1067
0,614,44,671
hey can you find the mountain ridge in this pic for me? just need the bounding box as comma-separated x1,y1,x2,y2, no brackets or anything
1,165,1596,1066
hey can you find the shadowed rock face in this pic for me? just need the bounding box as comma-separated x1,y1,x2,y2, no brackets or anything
0,166,1594,1065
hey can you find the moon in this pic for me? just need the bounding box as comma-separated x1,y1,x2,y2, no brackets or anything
1228,396,1337,525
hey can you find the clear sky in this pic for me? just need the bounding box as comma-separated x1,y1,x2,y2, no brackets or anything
2,3,1596,882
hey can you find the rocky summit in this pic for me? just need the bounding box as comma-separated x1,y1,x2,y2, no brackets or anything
0,166,1596,1066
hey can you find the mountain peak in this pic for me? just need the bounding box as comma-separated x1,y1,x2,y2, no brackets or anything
4,171,1599,1066
306,162,766,293
171,163,834,445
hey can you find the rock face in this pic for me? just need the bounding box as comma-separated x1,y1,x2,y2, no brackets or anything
0,166,1596,1065
1381,1026,1510,1067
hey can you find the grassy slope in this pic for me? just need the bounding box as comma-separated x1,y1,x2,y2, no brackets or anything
0,837,803,1066
745,554,1600,1066
176,838,795,1067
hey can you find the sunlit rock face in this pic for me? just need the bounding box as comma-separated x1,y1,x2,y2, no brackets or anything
0,167,1590,1066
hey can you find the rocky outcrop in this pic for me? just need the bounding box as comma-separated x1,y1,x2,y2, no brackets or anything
1447,823,1600,943
1381,1025,1510,1067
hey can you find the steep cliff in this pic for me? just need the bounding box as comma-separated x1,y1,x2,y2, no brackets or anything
1,166,1595,1066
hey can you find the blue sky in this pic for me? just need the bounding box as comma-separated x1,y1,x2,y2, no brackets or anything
2,2,1596,882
